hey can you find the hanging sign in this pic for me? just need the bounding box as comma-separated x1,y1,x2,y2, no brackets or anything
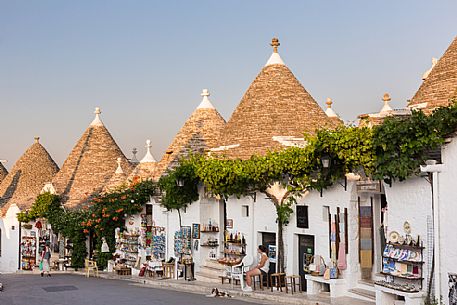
356,180,382,193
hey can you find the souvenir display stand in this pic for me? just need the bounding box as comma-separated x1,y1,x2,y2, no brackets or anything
374,223,425,305
21,236,37,270
174,227,194,280
223,230,246,258
200,219,220,260
174,227,192,257
115,230,140,271
151,227,166,260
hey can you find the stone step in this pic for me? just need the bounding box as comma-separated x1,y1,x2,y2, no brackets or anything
195,271,222,283
357,280,376,292
348,288,376,302
201,260,226,271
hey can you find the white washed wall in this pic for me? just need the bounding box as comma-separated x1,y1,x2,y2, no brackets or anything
383,177,432,294
438,138,457,305
0,204,21,273
288,183,359,287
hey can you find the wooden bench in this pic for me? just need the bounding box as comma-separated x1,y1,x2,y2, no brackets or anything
305,274,346,298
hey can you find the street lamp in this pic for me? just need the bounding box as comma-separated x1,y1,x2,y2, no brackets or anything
176,179,184,187
321,155,330,169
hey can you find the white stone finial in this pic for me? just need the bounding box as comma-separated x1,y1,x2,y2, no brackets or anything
90,107,104,126
422,57,438,80
197,89,215,109
325,98,338,118
140,139,157,163
115,157,124,174
380,93,393,113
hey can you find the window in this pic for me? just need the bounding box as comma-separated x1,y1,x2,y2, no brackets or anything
296,205,309,228
0,228,2,256
242,205,249,217
323,206,330,222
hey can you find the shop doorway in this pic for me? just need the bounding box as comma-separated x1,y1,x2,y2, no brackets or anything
298,234,315,291
262,232,276,274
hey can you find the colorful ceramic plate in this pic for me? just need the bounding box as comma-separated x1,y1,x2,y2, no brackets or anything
389,231,399,243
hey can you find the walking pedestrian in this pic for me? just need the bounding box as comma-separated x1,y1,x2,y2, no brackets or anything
40,243,52,277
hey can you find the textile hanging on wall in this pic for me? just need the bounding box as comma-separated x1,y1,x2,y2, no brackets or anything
359,205,373,272
338,212,347,270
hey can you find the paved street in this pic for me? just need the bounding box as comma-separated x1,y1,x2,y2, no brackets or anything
0,273,264,305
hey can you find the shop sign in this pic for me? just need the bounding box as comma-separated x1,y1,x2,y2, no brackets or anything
356,180,382,193
296,206,309,228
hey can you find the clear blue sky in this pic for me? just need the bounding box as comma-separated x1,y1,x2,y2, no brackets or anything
1,1,456,169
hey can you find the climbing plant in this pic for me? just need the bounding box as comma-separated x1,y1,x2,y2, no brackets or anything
158,161,200,227
82,179,157,268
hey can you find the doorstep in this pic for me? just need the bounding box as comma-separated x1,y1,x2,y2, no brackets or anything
77,271,374,305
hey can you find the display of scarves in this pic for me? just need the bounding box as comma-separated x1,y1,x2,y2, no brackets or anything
337,212,347,270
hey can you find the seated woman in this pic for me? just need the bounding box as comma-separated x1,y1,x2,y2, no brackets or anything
243,245,269,292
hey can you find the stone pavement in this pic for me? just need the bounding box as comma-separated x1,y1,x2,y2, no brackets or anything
67,270,375,305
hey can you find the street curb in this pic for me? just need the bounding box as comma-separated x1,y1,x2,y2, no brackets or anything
75,272,330,305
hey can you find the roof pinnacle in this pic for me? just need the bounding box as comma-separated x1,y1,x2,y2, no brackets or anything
197,89,215,109
380,93,393,113
326,98,333,108
130,148,139,164
324,98,338,118
90,107,104,126
34,136,40,143
271,38,280,53
115,157,124,174
140,139,157,163
265,37,285,66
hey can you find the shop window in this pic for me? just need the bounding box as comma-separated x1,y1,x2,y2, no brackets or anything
296,205,309,228
242,205,249,217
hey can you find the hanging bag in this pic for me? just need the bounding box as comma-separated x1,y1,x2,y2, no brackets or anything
39,260,43,271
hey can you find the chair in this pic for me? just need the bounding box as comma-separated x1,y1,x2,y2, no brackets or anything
85,259,99,278
230,256,253,289
285,275,301,294
162,262,175,279
270,272,286,292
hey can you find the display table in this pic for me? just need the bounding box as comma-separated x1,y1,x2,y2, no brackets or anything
375,284,425,305
305,274,346,298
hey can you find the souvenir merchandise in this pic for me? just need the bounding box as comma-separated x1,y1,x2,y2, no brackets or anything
115,230,140,268
21,236,37,270
378,231,424,293
174,227,192,257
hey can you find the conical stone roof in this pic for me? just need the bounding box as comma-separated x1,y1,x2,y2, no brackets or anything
409,36,457,114
51,108,134,208
0,162,7,185
154,90,226,179
215,38,341,159
0,137,59,215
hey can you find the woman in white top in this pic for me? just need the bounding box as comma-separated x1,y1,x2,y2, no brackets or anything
243,245,270,292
